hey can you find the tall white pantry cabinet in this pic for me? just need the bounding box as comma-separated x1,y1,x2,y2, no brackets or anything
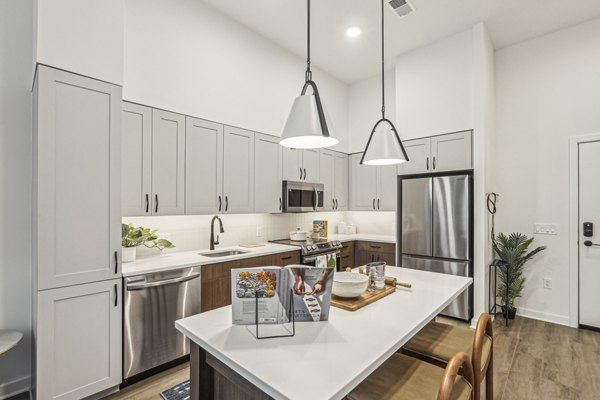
32,65,122,400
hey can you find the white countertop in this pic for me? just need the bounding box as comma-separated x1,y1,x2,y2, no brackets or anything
175,267,472,400
121,243,299,277
328,233,396,244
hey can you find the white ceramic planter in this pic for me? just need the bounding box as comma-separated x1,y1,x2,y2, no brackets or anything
122,246,137,263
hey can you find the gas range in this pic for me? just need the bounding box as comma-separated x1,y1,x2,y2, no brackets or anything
270,239,343,257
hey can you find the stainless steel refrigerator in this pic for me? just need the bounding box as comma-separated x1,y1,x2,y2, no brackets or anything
397,173,473,321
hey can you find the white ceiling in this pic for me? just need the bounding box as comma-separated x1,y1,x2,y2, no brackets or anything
201,0,600,83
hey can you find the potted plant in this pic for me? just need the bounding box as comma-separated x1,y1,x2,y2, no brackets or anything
121,223,175,262
493,232,546,319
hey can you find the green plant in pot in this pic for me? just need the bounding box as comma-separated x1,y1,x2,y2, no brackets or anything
121,223,175,262
493,232,546,319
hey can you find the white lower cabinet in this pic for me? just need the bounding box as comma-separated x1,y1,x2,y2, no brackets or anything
37,279,122,400
254,133,283,213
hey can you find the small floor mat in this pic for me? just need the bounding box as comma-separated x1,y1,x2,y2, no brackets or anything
160,380,190,400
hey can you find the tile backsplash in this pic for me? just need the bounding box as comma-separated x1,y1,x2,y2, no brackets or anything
123,211,395,258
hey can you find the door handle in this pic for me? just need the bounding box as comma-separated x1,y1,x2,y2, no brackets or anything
303,168,307,180
225,196,229,212
373,199,375,210
433,156,436,170
584,240,600,247
154,194,159,213
114,283,118,307
333,199,335,209
279,197,282,211
377,199,380,210
145,194,149,213
114,251,118,274
335,199,338,209
426,157,429,171
126,273,201,290
218,195,222,212
300,167,303,180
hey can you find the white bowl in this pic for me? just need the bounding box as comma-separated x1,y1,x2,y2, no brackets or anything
332,272,369,298
289,230,308,241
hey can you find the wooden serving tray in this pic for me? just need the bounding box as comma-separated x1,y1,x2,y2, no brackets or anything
330,285,396,311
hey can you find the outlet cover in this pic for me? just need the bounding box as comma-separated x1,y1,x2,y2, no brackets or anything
256,226,263,237
543,278,552,289
534,223,558,235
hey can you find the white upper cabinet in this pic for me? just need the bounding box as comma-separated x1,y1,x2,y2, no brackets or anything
223,126,255,214
302,148,320,182
122,102,152,216
185,117,224,214
397,138,431,175
319,150,335,211
35,65,121,290
37,279,122,400
377,165,398,211
349,153,378,211
254,133,283,213
430,130,472,172
152,109,185,215
334,153,349,210
282,147,303,181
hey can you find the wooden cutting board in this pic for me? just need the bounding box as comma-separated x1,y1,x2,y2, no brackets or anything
330,284,396,311
238,242,266,248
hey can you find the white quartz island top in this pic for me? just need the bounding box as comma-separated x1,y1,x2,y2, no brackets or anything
121,243,299,277
175,267,472,400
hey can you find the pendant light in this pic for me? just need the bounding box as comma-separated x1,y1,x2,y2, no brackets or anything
280,0,338,149
360,0,409,166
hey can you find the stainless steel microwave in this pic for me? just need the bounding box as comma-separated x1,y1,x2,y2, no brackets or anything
282,181,324,212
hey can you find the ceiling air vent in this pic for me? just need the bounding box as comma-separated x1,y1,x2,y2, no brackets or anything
388,0,415,17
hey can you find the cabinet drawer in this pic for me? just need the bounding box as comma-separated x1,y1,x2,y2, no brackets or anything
272,251,301,266
355,241,395,254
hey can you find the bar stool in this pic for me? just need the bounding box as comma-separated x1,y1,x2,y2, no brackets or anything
347,352,473,400
402,314,493,400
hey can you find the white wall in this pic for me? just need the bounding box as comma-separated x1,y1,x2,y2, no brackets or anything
0,0,34,397
35,0,125,85
395,29,474,140
348,71,395,153
494,17,600,326
123,0,349,152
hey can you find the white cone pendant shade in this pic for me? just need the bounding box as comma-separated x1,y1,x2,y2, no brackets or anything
361,119,408,166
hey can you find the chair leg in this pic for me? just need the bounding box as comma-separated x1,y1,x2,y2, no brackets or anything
486,353,494,400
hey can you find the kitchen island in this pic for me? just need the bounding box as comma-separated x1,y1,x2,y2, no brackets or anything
175,267,472,400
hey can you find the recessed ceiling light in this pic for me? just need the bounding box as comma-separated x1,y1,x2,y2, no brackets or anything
345,26,361,38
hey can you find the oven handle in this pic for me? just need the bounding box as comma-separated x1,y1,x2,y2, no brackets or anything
303,250,341,263
126,273,200,291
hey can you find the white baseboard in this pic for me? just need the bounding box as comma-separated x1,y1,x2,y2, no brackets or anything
0,375,30,400
516,307,571,326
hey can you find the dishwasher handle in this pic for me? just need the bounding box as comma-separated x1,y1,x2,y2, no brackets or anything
126,273,200,291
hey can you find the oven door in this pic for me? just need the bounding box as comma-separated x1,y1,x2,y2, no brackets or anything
302,252,342,271
283,181,324,212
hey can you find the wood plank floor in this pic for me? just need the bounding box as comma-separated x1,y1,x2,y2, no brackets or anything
101,316,600,400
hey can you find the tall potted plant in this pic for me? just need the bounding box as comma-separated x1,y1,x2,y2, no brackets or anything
493,232,546,319
121,223,175,262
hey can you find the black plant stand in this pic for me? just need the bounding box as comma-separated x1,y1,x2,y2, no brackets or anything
489,259,510,327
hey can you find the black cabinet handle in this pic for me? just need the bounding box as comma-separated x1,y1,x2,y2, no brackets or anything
433,156,436,170
300,168,303,180
377,199,380,210
335,199,338,209
426,157,429,171
342,255,349,259
114,284,118,307
218,195,222,212
370,245,382,249
373,199,375,210
584,240,600,247
114,251,118,274
225,196,228,212
154,194,159,213
279,197,282,211
280,256,292,260
145,194,149,213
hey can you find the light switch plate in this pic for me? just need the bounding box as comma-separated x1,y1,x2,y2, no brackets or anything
256,226,263,237
534,223,558,235
543,278,552,289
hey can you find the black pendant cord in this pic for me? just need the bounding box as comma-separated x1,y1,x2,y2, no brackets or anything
305,0,312,83
381,0,385,119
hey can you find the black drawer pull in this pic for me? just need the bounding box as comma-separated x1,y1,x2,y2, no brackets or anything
280,256,293,260
342,255,349,259
370,245,382,249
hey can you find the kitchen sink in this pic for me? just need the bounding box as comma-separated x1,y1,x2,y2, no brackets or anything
199,250,250,258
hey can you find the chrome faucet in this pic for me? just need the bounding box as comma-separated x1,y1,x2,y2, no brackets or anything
210,216,224,250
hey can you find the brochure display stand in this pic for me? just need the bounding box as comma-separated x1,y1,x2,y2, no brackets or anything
248,289,296,340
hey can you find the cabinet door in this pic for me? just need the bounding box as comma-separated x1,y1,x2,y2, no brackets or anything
122,102,152,216
430,130,472,172
319,149,335,211
397,138,431,175
36,66,121,290
282,147,303,181
152,109,185,215
185,117,224,214
377,165,399,211
302,148,320,182
255,133,283,213
349,153,378,211
37,279,122,400
223,126,255,213
334,153,349,210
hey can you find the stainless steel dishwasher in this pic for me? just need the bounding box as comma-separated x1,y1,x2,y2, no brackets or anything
124,266,201,381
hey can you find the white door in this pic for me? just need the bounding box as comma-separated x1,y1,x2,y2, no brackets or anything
35,66,121,290
282,147,303,181
377,165,398,211
185,117,224,214
255,133,283,213
319,149,335,211
430,130,472,172
334,153,349,210
302,149,320,182
349,153,378,211
37,279,122,400
397,138,431,175
223,126,255,213
152,109,185,215
579,140,600,328
121,102,152,216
